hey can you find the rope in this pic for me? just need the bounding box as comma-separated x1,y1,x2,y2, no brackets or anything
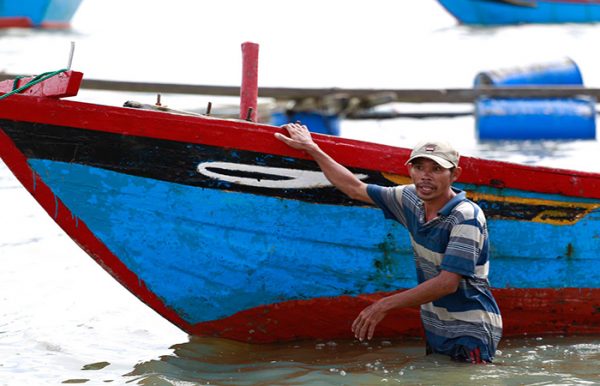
0,68,68,101
12,76,26,91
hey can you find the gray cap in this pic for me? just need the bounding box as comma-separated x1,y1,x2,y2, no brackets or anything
405,141,460,169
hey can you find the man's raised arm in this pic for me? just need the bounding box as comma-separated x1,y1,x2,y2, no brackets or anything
275,123,373,204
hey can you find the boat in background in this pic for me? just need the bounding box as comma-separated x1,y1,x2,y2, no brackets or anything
0,70,599,343
437,0,600,25
0,0,83,29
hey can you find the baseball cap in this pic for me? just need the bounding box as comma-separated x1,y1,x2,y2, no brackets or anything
405,141,460,169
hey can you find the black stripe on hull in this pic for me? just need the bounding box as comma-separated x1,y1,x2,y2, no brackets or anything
0,119,390,206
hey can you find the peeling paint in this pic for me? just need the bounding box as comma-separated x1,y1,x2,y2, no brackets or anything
566,243,574,258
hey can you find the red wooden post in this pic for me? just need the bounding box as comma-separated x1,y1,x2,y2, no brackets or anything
240,42,259,122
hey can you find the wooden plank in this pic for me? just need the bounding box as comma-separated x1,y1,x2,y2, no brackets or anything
76,83,600,103
346,110,474,120
1,72,600,102
0,71,83,98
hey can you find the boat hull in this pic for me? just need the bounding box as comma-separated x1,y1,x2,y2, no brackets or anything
0,95,599,342
0,0,83,28
438,0,600,25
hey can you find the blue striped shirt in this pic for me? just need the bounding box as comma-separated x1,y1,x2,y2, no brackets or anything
367,184,502,361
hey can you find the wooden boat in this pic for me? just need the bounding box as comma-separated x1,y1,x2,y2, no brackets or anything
0,0,83,29
0,71,599,343
438,0,600,25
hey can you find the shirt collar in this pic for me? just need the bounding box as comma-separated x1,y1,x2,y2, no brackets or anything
438,187,466,217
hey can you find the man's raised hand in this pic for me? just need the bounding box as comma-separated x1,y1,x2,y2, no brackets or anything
275,123,319,152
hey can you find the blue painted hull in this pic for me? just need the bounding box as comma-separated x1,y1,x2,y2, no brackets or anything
0,0,82,27
28,159,600,326
438,0,600,25
42,0,83,25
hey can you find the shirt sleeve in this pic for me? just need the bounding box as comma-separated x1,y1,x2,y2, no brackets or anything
367,184,407,227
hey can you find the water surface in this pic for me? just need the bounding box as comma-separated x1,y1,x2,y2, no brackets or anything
1,1,600,384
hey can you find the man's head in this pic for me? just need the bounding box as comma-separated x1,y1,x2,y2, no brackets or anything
405,141,460,169
405,141,462,204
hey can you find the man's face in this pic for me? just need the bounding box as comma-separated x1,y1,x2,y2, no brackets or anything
407,158,460,203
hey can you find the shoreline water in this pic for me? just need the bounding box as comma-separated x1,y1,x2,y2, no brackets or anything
1,0,600,384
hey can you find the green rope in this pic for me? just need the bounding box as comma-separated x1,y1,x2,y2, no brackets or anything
12,76,26,91
0,68,68,101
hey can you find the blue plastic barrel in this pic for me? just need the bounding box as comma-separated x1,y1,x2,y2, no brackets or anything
271,111,341,136
476,97,596,140
474,58,583,87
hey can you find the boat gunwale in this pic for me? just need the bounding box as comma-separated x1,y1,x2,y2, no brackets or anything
0,94,599,200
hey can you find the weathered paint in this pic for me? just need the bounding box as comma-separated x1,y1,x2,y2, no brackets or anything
24,159,600,321
0,70,82,98
190,288,600,342
240,42,259,122
438,0,600,25
0,129,193,333
0,92,599,342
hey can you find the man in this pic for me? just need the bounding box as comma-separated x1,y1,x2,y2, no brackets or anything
275,123,503,363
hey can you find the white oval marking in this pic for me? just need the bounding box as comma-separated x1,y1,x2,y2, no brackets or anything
197,161,368,189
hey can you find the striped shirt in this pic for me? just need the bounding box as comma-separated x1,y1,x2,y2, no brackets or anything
367,184,503,361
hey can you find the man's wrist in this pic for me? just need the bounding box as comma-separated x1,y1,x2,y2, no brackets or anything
378,296,394,313
304,143,322,157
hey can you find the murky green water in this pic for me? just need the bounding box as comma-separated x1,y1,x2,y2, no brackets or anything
122,336,600,385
